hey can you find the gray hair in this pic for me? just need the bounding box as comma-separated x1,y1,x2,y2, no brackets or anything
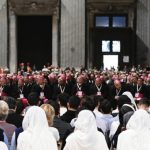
0,100,9,121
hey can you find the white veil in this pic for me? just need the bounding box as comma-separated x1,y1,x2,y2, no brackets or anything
17,106,57,150
64,110,108,150
127,109,150,131
0,142,8,150
122,91,137,110
117,110,150,150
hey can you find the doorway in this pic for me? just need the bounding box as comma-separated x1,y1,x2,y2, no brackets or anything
103,55,118,70
17,16,52,70
93,28,134,70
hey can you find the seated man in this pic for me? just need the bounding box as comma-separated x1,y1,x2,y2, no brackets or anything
60,96,80,123
0,101,16,145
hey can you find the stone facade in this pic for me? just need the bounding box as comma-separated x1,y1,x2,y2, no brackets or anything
136,0,150,65
60,0,85,68
0,0,7,68
8,0,59,72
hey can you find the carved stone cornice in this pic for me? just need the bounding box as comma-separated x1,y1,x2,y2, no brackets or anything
9,0,59,15
87,0,136,14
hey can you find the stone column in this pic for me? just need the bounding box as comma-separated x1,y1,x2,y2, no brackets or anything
0,0,7,68
136,0,150,65
60,0,85,68
9,10,17,73
87,10,94,68
52,10,59,67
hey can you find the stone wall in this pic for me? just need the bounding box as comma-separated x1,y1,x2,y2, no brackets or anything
0,0,7,68
136,0,150,65
60,0,85,68
9,10,17,73
52,14,59,67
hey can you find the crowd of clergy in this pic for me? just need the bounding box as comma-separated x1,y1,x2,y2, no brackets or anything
0,64,150,150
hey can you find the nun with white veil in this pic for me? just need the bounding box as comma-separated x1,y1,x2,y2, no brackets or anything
63,110,108,150
122,91,137,110
17,106,58,150
117,109,150,150
0,142,8,150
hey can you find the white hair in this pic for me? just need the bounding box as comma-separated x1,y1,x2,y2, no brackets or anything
0,100,9,121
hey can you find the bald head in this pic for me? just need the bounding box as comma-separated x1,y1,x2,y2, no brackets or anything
95,78,102,86
114,80,121,89
77,76,84,84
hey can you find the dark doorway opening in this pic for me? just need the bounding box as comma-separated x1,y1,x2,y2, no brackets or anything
93,28,135,70
17,16,52,70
